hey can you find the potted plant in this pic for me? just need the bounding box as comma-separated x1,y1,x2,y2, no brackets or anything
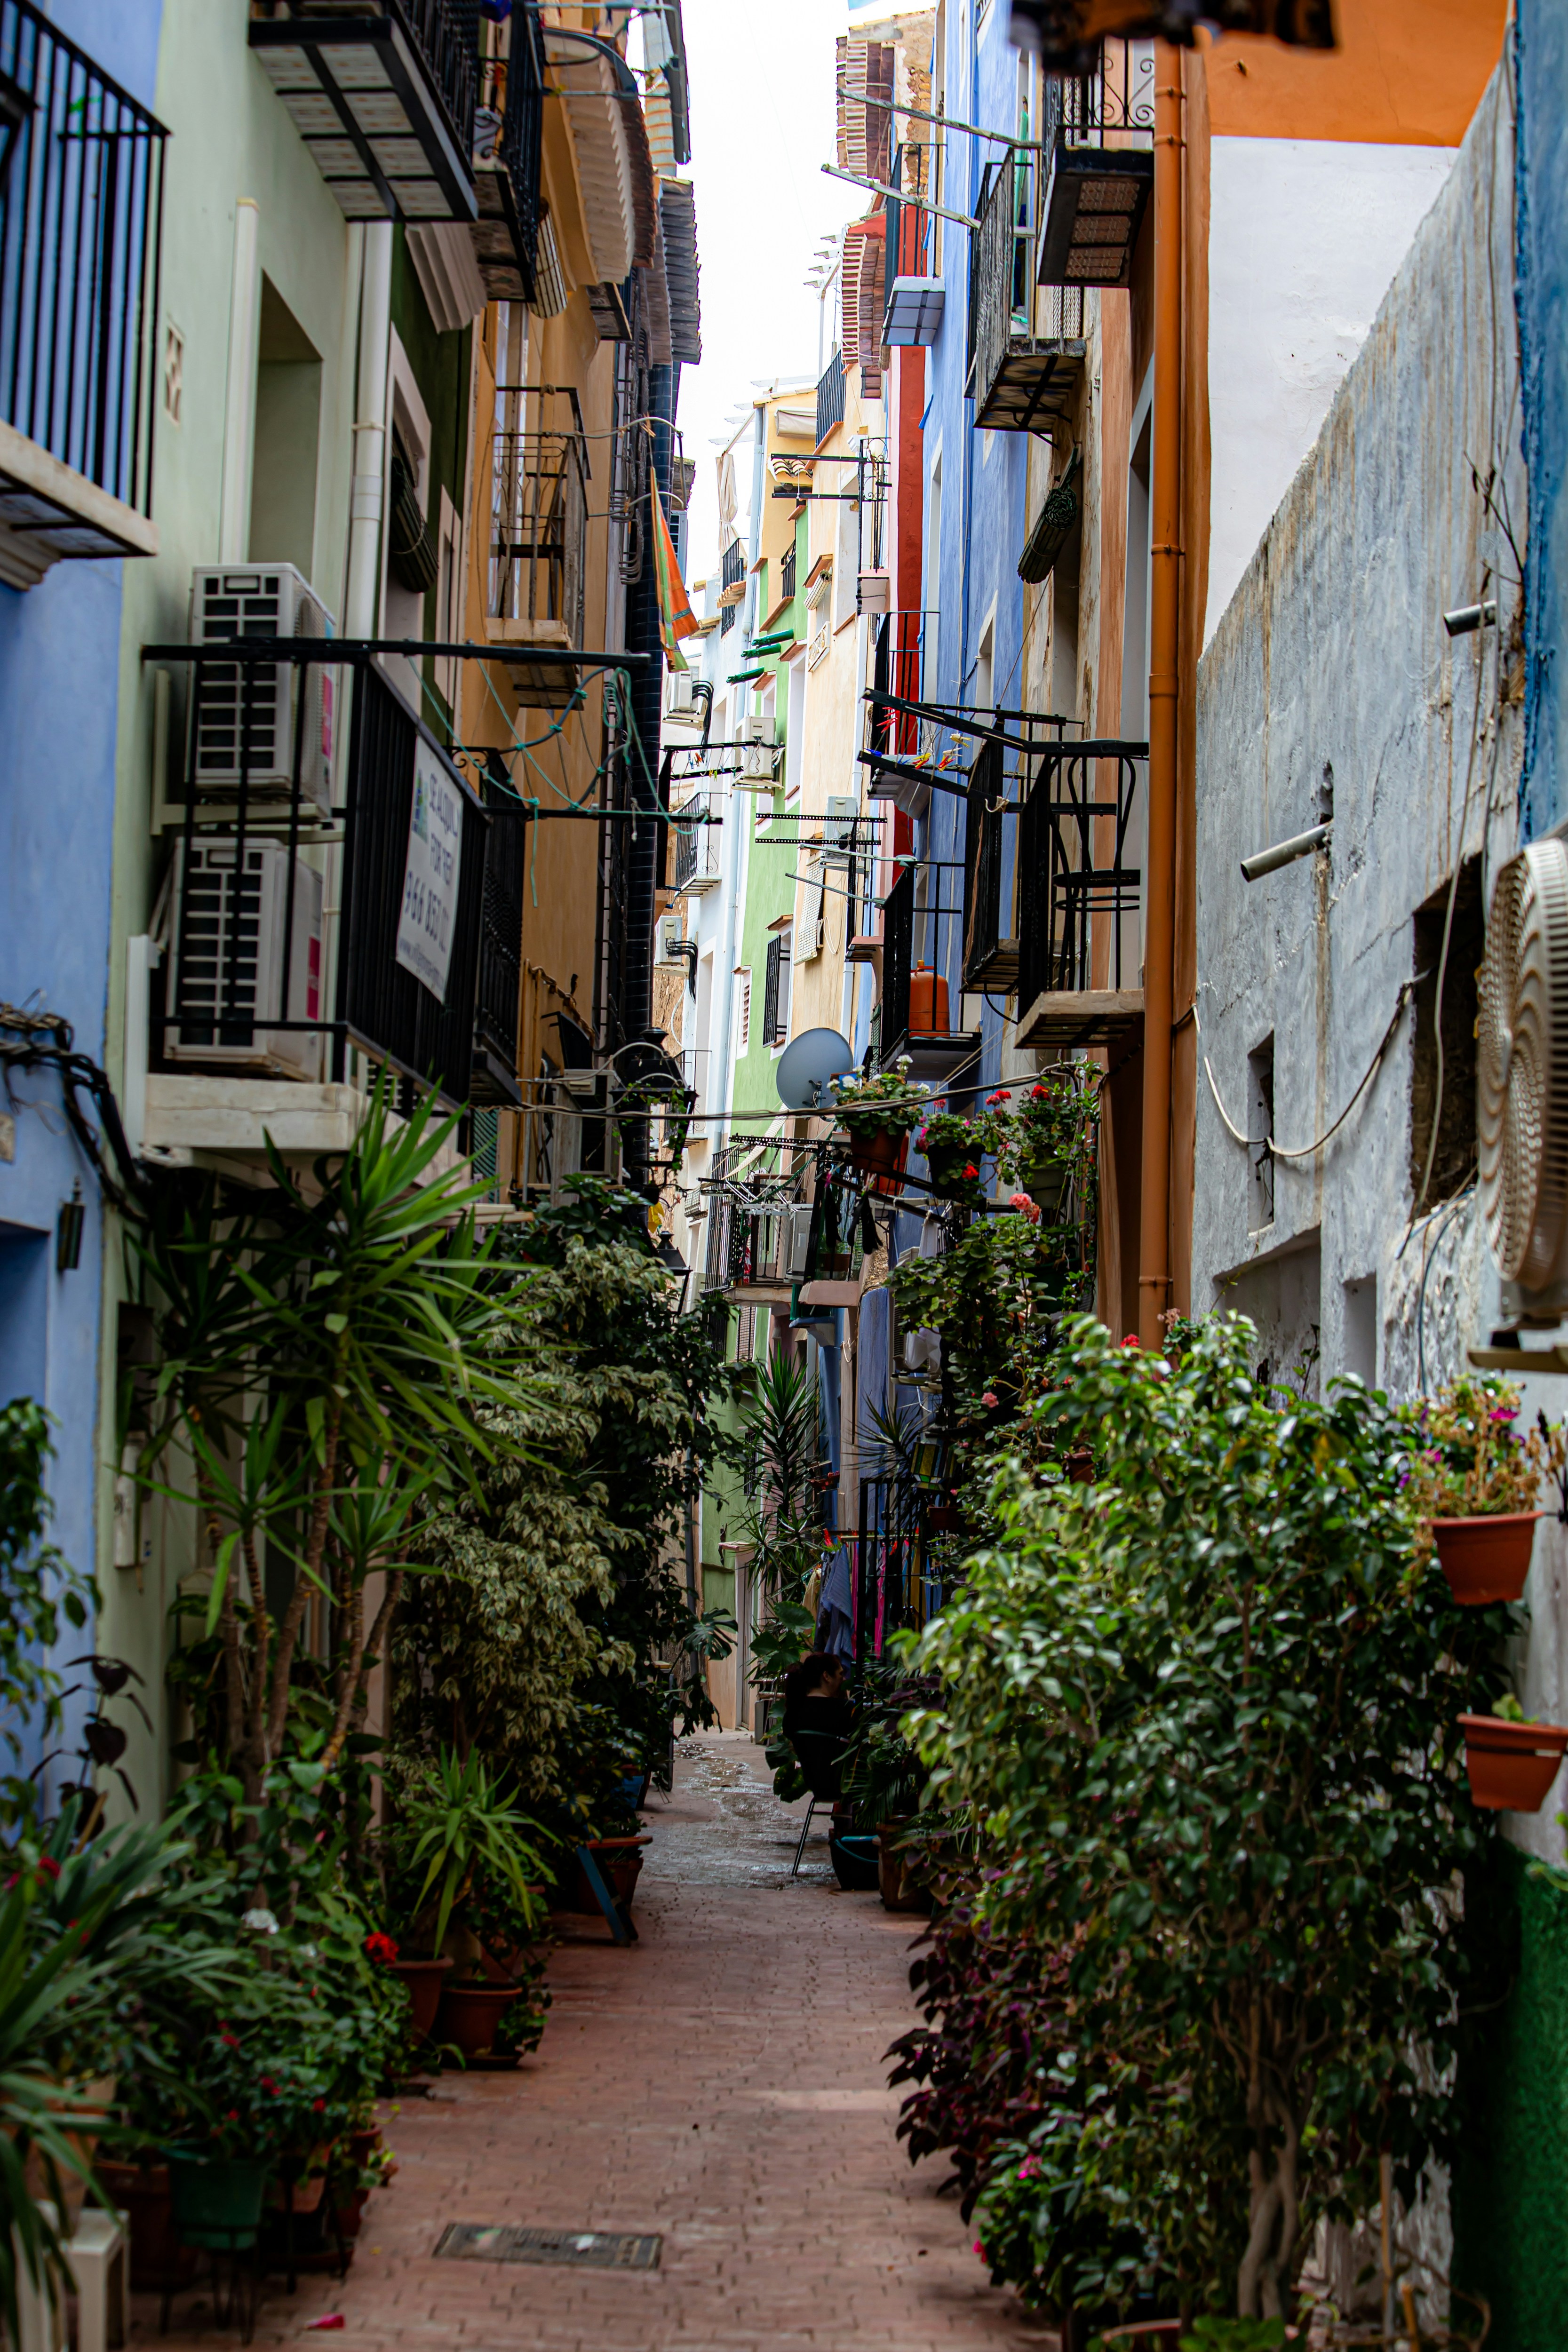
914,1106,1003,1207
1458,1698,1568,1810
828,1062,927,1192
1401,1376,1556,1603
994,1068,1098,1221
386,1750,553,2063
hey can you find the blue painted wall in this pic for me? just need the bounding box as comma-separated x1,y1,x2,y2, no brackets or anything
0,0,165,1768
1514,0,1568,838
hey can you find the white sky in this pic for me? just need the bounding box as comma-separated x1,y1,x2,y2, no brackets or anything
675,0,860,585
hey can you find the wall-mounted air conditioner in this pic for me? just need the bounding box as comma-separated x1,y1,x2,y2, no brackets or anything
164,839,324,1081
656,913,687,967
823,795,859,851
665,668,695,719
189,565,337,814
787,1203,815,1280
741,715,779,783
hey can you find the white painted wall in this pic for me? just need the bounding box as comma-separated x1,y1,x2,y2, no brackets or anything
1206,135,1460,645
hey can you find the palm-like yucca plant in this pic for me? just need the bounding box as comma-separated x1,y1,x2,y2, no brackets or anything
737,1351,827,1682
398,1750,553,1958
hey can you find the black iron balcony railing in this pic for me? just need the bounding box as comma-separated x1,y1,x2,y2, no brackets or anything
700,1150,802,1296
968,148,1084,433
472,10,545,303
780,537,797,607
961,707,1081,988
147,643,509,1111
249,0,477,223
815,345,847,444
0,0,166,529
1016,738,1146,1013
853,1473,948,1661
489,383,588,666
878,857,968,1068
719,532,744,637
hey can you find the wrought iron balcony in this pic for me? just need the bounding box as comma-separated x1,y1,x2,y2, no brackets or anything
877,859,974,1079
144,641,513,1116
1036,38,1154,291
700,1149,804,1299
249,0,477,223
470,12,545,303
962,708,1080,990
0,0,166,587
487,383,588,707
815,345,847,444
1015,737,1147,1048
968,147,1084,433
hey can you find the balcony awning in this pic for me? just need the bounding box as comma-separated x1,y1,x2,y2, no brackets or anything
545,34,657,286
1007,0,1335,66
660,178,702,366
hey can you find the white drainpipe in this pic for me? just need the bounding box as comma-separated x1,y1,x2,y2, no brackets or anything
345,222,393,637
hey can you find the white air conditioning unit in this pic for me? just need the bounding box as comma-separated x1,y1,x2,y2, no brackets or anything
664,667,695,718
741,716,779,783
824,795,859,851
189,565,337,814
682,1184,706,1220
1479,836,1568,1317
165,839,324,1081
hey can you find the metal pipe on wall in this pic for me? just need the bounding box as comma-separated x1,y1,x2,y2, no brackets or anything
1137,47,1182,1348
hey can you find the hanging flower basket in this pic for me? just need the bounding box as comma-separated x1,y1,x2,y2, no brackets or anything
843,1124,907,1197
1431,1511,1544,1605
1458,1713,1568,1811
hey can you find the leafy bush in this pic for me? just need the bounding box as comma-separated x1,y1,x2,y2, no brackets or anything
904,1314,1504,2322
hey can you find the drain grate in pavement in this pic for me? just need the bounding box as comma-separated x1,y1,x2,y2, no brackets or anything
434,2224,662,2271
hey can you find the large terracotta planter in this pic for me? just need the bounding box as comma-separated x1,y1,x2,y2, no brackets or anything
845,1125,907,1199
96,2161,199,2292
436,1980,521,2062
389,1954,454,2041
1458,1713,1568,1811
1433,1512,1544,1605
559,1836,650,1915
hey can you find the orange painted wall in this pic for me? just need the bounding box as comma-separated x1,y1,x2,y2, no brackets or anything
1206,0,1506,146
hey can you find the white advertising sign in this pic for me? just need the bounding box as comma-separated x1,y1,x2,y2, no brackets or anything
395,739,463,1005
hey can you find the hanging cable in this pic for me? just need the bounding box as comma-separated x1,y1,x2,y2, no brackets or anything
1198,982,1421,1164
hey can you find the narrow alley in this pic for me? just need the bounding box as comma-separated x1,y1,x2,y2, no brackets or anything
156,1739,1040,2352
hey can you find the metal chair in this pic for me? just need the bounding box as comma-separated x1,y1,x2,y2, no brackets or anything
788,1725,847,1877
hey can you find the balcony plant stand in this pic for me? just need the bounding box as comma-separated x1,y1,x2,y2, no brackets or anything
164,2155,269,2343
1458,1713,1568,1810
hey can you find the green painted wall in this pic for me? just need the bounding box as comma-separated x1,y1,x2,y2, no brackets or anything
1452,1840,1568,2349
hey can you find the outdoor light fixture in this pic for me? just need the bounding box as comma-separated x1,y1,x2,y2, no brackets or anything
1240,821,1332,883
1037,143,1152,290
56,1181,84,1274
883,276,946,347
1444,600,1498,637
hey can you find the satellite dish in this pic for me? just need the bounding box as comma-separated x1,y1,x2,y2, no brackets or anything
776,1026,856,1111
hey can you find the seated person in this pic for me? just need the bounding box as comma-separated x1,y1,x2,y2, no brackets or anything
782,1651,854,1796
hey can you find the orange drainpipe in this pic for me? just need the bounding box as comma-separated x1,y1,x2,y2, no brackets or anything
1137,45,1183,1349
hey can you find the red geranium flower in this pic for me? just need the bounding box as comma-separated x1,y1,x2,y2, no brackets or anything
363,1931,399,1966
963,1163,979,1179
312,2097,326,2114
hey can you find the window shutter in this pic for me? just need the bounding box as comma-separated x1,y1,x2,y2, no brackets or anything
738,968,751,1050
775,925,792,1044
763,938,780,1048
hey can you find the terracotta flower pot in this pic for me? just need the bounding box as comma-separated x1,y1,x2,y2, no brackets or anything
95,2161,199,2292
846,1125,907,1199
558,1836,651,1915
1458,1713,1568,1811
436,1980,521,2062
389,1953,454,2041
1433,1512,1544,1605
334,2189,369,2241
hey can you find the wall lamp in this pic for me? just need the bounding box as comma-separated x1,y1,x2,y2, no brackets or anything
1444,600,1498,637
1240,822,1332,883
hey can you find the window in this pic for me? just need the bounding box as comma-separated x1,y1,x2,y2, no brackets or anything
163,322,184,425
1248,1035,1275,1232
1410,856,1482,1210
1343,1274,1377,1386
763,925,792,1049
736,966,752,1050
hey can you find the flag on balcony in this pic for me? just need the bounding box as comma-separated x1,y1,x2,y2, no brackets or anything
653,477,699,671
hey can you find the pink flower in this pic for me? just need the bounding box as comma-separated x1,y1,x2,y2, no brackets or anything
982,1391,999,1408
1010,1192,1040,1224
973,2241,985,2258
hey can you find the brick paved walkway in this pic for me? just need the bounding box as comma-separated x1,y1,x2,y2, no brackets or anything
139,1733,1049,2350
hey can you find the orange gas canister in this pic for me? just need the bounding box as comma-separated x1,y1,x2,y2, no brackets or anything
909,964,949,1035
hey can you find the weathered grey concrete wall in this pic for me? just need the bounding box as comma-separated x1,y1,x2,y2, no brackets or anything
1193,65,1568,1877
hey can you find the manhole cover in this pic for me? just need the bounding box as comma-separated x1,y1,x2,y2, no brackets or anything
434,2224,662,2272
